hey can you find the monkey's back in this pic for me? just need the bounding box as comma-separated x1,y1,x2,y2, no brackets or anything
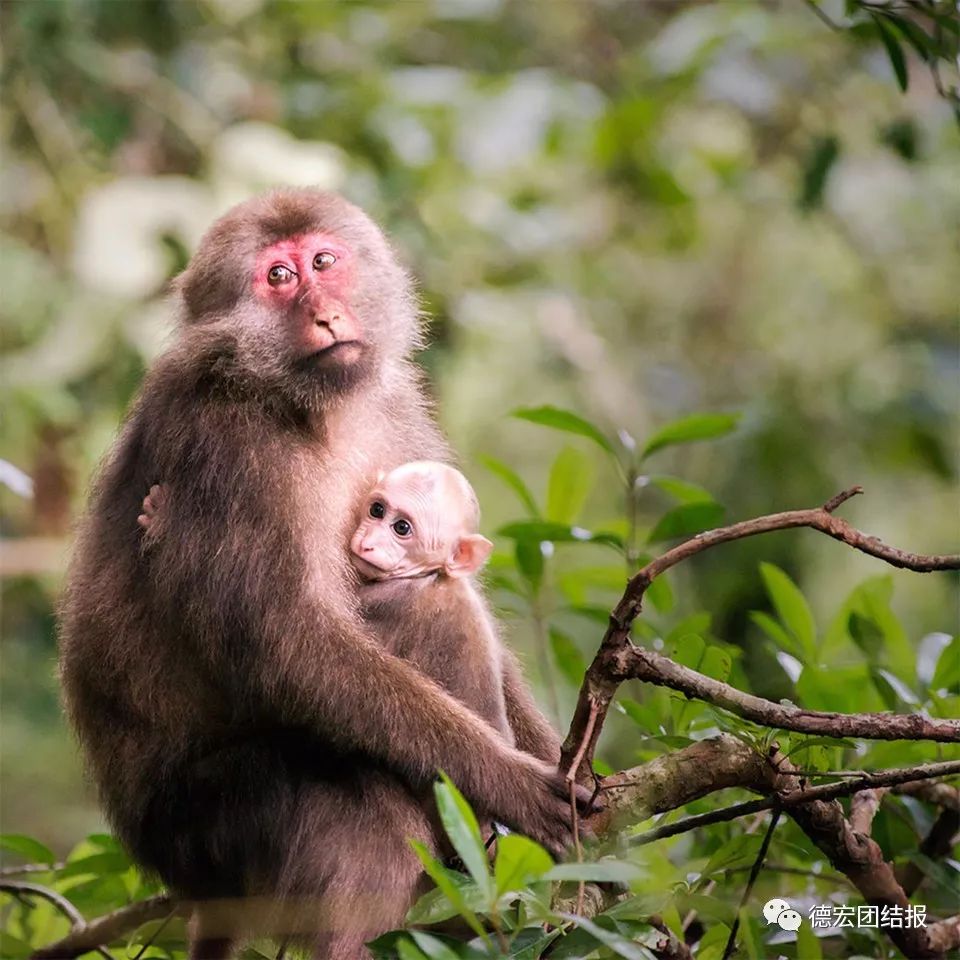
57,343,451,893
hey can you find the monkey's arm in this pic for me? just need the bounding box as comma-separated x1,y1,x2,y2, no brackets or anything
501,648,563,765
147,498,589,854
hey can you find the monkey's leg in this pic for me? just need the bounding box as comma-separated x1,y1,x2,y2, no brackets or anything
278,773,436,959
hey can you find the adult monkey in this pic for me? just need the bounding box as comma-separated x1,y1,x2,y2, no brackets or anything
59,190,591,959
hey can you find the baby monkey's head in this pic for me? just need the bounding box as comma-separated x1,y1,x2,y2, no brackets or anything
350,461,493,582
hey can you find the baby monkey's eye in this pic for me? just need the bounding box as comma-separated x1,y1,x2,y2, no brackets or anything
392,519,412,538
313,252,336,271
369,501,386,519
267,264,295,286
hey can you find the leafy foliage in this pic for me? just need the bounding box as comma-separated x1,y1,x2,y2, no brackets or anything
1,0,958,957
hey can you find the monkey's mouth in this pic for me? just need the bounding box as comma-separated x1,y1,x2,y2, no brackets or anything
310,340,364,362
351,555,390,581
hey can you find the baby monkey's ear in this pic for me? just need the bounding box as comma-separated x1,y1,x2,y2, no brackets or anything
446,534,494,579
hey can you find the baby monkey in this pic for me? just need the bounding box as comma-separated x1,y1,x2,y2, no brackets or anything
350,461,512,741
139,462,514,741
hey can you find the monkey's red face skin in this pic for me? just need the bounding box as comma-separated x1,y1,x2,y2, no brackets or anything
253,232,364,364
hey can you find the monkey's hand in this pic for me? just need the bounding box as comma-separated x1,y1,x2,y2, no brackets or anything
489,753,600,860
137,484,169,538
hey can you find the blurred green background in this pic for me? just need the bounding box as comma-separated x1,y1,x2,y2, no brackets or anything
1,0,957,858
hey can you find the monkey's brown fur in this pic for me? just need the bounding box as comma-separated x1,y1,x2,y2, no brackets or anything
59,190,584,959
360,576,520,745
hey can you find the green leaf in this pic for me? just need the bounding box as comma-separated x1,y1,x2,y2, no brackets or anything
702,836,763,877
645,572,674,614
478,455,539,517
0,835,55,866
785,736,857,758
700,645,732,682
0,933,33,959
434,774,494,903
647,502,724,542
514,539,544,589
749,610,803,659
904,852,960,897
759,563,817,662
555,914,657,960
498,521,624,551
550,628,587,688
545,861,643,883
408,931,469,960
409,840,487,941
848,611,885,660
546,446,594,524
507,929,562,959
58,851,131,879
513,406,616,455
397,940,432,960
649,475,715,504
932,637,960,692
670,633,706,669
617,696,656,731
873,14,909,91
405,884,469,926
665,612,711,646
873,667,920,707
640,413,740,459
798,135,840,211
494,834,553,895
794,913,822,958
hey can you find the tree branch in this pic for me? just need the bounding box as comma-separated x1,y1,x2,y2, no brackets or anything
771,751,958,960
28,895,180,960
626,759,960,847
561,487,960,779
0,881,112,960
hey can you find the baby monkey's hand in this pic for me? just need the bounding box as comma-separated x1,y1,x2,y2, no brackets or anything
137,484,168,535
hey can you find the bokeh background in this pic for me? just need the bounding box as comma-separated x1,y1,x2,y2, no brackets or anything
2,0,957,857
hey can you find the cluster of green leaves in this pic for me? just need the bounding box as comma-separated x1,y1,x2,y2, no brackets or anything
481,407,757,759
846,0,960,116
372,776,664,960
0,833,177,959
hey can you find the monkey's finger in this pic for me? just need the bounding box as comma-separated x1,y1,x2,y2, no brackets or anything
137,513,150,529
574,781,604,814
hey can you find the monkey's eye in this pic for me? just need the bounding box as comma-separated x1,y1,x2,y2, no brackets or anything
267,264,295,286
369,501,386,519
313,252,337,272
392,519,412,538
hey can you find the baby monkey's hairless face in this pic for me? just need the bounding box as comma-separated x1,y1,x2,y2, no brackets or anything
350,461,493,582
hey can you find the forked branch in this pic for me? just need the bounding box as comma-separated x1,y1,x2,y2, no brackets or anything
561,487,960,779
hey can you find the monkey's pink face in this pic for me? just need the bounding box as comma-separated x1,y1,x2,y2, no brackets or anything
253,232,365,366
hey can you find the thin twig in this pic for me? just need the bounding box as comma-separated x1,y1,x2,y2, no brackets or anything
0,880,112,960
804,0,844,31
569,780,586,915
721,811,781,960
565,699,599,784
0,862,64,877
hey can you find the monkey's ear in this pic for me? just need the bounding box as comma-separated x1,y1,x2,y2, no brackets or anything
446,535,494,579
